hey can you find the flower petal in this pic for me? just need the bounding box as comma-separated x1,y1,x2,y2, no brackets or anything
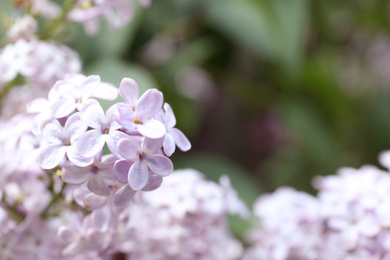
67,145,95,167
142,173,163,191
170,128,191,152
144,136,164,153
119,78,139,106
113,160,133,184
163,133,176,156
51,97,76,118
76,130,106,158
137,119,166,139
136,89,163,120
87,175,110,196
65,113,88,140
163,103,176,128
128,160,149,190
106,130,130,158
41,119,64,143
113,185,136,207
80,102,105,129
117,137,142,161
116,104,136,130
93,82,118,100
145,154,173,177
38,144,67,169
62,166,90,184
83,193,107,210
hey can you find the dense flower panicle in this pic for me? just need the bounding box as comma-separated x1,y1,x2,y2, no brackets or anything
115,169,247,260
29,74,190,206
0,39,81,88
0,39,81,118
244,161,390,260
243,187,322,260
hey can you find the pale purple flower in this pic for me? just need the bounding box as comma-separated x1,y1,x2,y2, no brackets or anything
115,169,246,260
0,40,81,89
27,87,61,135
62,155,117,196
112,159,162,206
0,39,36,83
115,136,173,190
51,74,118,118
7,16,38,42
116,78,166,139
77,101,128,158
157,103,191,156
68,0,134,35
58,207,114,256
38,113,93,169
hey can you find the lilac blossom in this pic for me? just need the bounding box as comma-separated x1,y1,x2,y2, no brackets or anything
115,169,247,260
115,77,166,139
7,16,38,42
68,0,134,35
0,39,81,89
77,101,128,158
112,160,162,206
157,103,191,156
38,113,93,169
51,74,118,118
62,155,117,196
115,136,173,190
244,162,390,260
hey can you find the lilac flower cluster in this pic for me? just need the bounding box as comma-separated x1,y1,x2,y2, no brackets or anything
30,73,191,207
14,0,150,36
0,15,81,118
58,169,248,259
243,153,390,260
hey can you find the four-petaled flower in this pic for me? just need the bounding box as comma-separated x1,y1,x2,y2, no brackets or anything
38,113,92,169
116,136,173,190
115,78,166,139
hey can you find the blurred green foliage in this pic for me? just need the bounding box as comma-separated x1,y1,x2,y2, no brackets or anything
3,0,390,213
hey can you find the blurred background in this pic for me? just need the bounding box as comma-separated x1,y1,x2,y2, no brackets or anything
4,0,390,209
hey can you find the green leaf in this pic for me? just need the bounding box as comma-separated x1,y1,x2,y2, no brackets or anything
201,0,308,75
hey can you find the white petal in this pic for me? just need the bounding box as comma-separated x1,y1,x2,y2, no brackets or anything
93,82,118,100
67,145,94,167
76,130,106,158
137,119,166,139
51,97,76,118
65,113,88,140
80,102,105,129
41,119,64,143
38,144,67,169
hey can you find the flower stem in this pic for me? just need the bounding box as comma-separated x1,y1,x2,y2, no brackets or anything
40,0,76,40
41,182,67,219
